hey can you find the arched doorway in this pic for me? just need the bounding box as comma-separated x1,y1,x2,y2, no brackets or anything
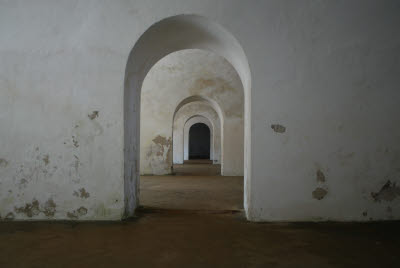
189,123,211,160
124,14,251,217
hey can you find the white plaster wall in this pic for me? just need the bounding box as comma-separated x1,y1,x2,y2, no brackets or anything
140,49,243,175
173,102,221,164
0,0,399,221
183,116,214,162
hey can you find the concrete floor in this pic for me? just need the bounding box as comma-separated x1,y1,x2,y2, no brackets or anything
1,162,399,267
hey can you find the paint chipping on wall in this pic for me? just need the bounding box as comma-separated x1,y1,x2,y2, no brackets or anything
72,136,79,148
0,158,8,167
316,170,325,182
5,212,14,220
271,124,286,133
371,180,400,202
145,135,173,174
42,154,50,165
88,111,99,120
313,187,327,200
43,198,56,216
15,199,40,217
74,188,90,199
14,198,57,218
67,206,88,219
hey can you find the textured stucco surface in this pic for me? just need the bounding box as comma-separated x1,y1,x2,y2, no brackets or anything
1,0,400,221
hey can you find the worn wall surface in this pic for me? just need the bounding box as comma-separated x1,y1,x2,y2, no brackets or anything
140,49,243,175
0,0,400,221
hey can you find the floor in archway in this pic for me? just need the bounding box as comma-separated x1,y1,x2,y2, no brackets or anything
172,159,221,175
140,161,242,211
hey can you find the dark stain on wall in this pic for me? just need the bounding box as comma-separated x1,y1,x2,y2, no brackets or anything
72,136,79,147
5,212,14,220
271,124,286,133
153,135,173,168
43,198,56,217
77,207,88,215
316,170,325,182
42,154,50,165
67,212,78,219
312,187,327,200
14,198,57,218
73,188,90,199
15,199,40,217
0,158,8,167
88,111,99,120
371,180,400,202
67,206,88,219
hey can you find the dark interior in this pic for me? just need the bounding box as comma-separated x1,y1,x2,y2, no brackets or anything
189,123,210,159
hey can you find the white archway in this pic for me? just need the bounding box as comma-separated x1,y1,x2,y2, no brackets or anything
124,14,251,217
173,98,221,165
184,116,214,161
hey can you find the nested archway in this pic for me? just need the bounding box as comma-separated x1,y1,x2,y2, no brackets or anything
183,116,214,161
172,97,221,166
124,14,251,217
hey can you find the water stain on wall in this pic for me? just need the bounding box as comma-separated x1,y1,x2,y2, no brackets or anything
189,77,243,118
67,206,88,219
271,124,286,133
72,136,79,148
0,158,8,167
73,188,90,199
43,198,56,217
42,154,50,165
88,111,99,120
14,198,57,218
313,187,328,200
5,212,14,220
371,180,400,202
15,199,40,217
316,170,325,182
146,135,172,174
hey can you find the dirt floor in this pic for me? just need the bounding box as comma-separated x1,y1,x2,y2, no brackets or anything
0,161,399,267
140,175,242,210
0,212,399,267
172,160,221,176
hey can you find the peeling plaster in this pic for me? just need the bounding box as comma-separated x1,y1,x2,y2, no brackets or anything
312,188,328,200
88,111,99,120
316,170,325,182
67,206,88,219
0,158,8,167
271,124,286,133
145,135,173,175
14,198,57,218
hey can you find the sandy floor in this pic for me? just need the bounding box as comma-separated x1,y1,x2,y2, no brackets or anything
1,162,399,267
